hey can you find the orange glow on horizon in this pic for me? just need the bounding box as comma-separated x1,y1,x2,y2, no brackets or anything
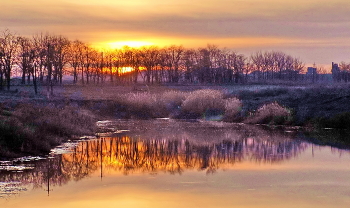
98,40,155,49
92,36,312,51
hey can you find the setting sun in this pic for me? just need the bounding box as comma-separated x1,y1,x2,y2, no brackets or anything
119,66,135,74
107,41,154,49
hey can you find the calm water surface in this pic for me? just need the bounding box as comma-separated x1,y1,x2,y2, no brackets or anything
1,120,350,208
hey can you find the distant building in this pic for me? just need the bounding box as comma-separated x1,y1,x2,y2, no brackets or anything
306,66,317,82
332,62,341,82
306,67,317,75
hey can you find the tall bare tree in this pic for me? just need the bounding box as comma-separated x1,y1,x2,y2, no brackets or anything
17,36,32,85
139,46,160,84
0,30,19,90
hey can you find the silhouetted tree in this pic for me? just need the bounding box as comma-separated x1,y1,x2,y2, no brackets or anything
0,30,19,90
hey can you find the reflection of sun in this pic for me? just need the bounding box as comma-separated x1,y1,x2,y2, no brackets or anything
108,41,154,49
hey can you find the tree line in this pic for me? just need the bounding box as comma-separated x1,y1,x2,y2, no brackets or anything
2,29,343,94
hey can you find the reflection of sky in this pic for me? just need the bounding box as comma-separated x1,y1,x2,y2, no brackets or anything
2,0,350,64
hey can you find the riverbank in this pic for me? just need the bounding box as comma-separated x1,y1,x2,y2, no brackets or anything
1,83,350,158
0,102,96,159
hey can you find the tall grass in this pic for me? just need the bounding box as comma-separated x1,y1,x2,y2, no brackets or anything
111,89,243,120
106,89,247,120
118,92,168,118
13,104,96,136
245,102,292,125
161,90,187,118
162,90,187,110
0,103,96,158
181,89,225,119
223,97,243,122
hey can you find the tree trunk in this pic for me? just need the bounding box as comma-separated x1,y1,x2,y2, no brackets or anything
32,72,38,94
6,66,11,91
0,71,3,91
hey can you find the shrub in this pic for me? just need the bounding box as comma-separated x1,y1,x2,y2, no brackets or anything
181,89,225,118
161,90,188,118
12,104,93,136
121,92,168,118
0,103,97,158
0,116,51,156
223,97,242,122
162,91,187,110
245,102,292,125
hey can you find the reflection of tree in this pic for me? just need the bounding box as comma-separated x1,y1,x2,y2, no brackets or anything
0,156,69,198
0,132,323,196
58,135,307,176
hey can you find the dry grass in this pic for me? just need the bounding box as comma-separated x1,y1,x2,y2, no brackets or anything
245,102,292,125
58,85,181,100
12,104,95,135
0,103,96,158
118,92,168,118
162,90,187,109
223,97,243,121
106,89,242,120
181,89,226,118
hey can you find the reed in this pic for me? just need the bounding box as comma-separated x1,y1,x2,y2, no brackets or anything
181,89,225,118
245,102,292,125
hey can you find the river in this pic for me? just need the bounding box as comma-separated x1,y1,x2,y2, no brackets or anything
1,119,350,208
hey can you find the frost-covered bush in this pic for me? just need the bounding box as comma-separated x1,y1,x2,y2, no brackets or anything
181,89,225,118
122,92,167,118
162,90,187,110
246,102,292,125
223,97,242,121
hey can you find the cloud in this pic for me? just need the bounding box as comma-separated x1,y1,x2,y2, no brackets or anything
1,0,350,64
2,0,350,40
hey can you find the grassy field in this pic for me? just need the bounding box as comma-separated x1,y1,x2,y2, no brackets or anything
1,83,299,99
2,83,350,123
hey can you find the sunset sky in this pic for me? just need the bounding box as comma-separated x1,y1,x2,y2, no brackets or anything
1,0,350,66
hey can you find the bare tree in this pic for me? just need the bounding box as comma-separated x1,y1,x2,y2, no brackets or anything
32,33,49,83
139,46,160,84
17,36,32,84
51,36,70,85
165,45,184,83
250,51,264,80
104,49,115,84
339,62,350,82
291,58,304,81
0,30,19,91
182,48,197,83
68,40,85,84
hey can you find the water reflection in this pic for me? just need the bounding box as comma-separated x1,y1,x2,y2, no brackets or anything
0,121,349,199
63,136,308,176
0,138,305,197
